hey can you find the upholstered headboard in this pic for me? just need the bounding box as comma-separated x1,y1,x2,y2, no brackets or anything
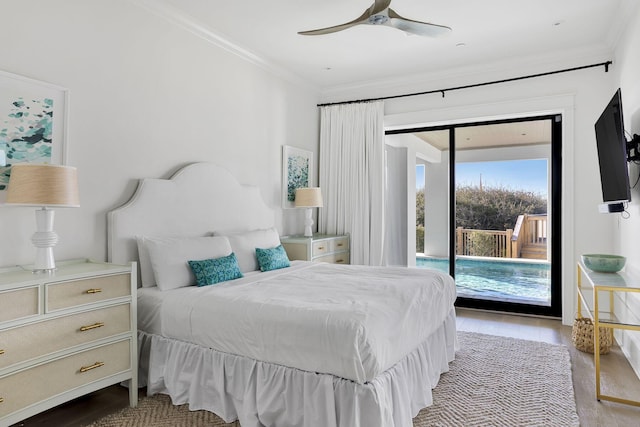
107,163,275,275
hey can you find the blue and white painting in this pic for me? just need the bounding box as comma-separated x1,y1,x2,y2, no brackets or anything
0,71,66,193
282,145,313,208
287,154,309,202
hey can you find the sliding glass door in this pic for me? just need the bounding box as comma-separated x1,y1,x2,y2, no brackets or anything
393,115,562,317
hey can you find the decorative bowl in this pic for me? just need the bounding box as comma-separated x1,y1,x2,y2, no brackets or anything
581,254,626,273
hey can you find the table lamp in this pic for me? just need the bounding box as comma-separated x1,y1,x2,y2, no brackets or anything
294,187,323,237
6,163,80,272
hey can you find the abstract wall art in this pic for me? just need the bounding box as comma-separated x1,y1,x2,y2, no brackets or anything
282,145,313,209
0,70,68,198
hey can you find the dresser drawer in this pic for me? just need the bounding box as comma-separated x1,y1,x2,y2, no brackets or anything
330,237,349,253
0,339,131,418
312,240,330,256
314,252,350,264
0,304,130,370
0,286,39,324
47,273,131,311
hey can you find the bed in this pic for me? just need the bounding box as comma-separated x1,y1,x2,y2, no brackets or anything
107,162,457,427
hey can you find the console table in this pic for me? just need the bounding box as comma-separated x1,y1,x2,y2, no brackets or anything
576,261,640,407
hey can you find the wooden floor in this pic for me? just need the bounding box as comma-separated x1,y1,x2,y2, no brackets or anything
11,308,640,427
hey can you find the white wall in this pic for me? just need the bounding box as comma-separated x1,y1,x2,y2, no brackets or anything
613,4,640,380
421,151,449,258
385,133,442,264
0,1,319,267
383,145,409,266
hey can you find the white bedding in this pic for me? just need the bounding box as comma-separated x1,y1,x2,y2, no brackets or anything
138,261,456,384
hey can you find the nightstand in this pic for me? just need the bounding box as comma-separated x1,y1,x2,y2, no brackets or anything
281,234,350,264
0,259,137,426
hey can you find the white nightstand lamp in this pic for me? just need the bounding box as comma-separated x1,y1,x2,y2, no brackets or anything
295,187,323,237
6,163,80,272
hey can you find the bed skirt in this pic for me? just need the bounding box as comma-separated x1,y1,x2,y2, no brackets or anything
138,308,457,427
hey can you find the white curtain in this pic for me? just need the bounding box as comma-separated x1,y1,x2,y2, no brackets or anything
318,101,385,266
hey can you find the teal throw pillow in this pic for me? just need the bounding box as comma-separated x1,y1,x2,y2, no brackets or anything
188,253,243,286
256,245,290,272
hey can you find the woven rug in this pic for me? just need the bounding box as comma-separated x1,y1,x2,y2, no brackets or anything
88,331,579,427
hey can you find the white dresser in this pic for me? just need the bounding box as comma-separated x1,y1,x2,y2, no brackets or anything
281,234,350,264
0,259,137,426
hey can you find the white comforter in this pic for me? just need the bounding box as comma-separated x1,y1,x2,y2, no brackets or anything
138,261,456,384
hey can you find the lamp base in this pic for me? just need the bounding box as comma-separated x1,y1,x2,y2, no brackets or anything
31,208,58,272
303,208,314,237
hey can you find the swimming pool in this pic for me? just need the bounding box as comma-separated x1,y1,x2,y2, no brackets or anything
416,257,551,306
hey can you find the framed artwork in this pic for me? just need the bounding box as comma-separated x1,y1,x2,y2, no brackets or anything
282,145,313,209
0,70,69,199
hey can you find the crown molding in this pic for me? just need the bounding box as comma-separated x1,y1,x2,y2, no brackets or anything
131,0,319,93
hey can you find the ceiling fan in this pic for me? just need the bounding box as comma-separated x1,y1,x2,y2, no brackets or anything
298,0,451,38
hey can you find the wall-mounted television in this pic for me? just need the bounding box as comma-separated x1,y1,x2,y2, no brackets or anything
594,88,630,213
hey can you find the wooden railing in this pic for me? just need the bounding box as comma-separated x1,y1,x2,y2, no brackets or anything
455,214,547,259
511,214,547,258
456,227,513,258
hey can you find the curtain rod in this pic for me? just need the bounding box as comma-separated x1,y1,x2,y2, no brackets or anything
317,60,612,107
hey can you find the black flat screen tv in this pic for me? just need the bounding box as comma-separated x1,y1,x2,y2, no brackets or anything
594,88,630,209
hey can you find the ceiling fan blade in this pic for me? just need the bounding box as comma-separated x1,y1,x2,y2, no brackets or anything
298,0,393,36
370,0,392,15
387,8,451,37
298,18,366,36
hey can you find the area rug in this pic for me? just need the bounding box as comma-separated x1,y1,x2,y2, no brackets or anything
87,331,579,427
412,331,580,427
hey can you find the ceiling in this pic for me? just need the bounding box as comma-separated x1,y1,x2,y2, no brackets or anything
414,120,551,151
145,0,635,91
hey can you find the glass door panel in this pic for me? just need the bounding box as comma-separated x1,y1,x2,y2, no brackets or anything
453,120,554,312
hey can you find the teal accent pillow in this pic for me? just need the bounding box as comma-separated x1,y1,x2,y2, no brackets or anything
188,253,243,286
256,245,290,272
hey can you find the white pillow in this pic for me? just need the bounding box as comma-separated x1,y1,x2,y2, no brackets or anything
145,235,232,290
216,228,280,273
136,236,156,288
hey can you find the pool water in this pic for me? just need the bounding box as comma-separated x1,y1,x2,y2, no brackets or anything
416,257,551,306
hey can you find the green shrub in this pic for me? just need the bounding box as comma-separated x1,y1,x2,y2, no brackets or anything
466,231,500,257
416,225,425,253
455,185,546,230
416,184,546,230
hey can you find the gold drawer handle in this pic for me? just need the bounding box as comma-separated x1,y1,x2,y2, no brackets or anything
86,288,102,294
0,397,3,403
80,322,105,332
336,243,344,247
80,361,105,373
0,349,5,355
336,259,345,263
317,246,325,250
